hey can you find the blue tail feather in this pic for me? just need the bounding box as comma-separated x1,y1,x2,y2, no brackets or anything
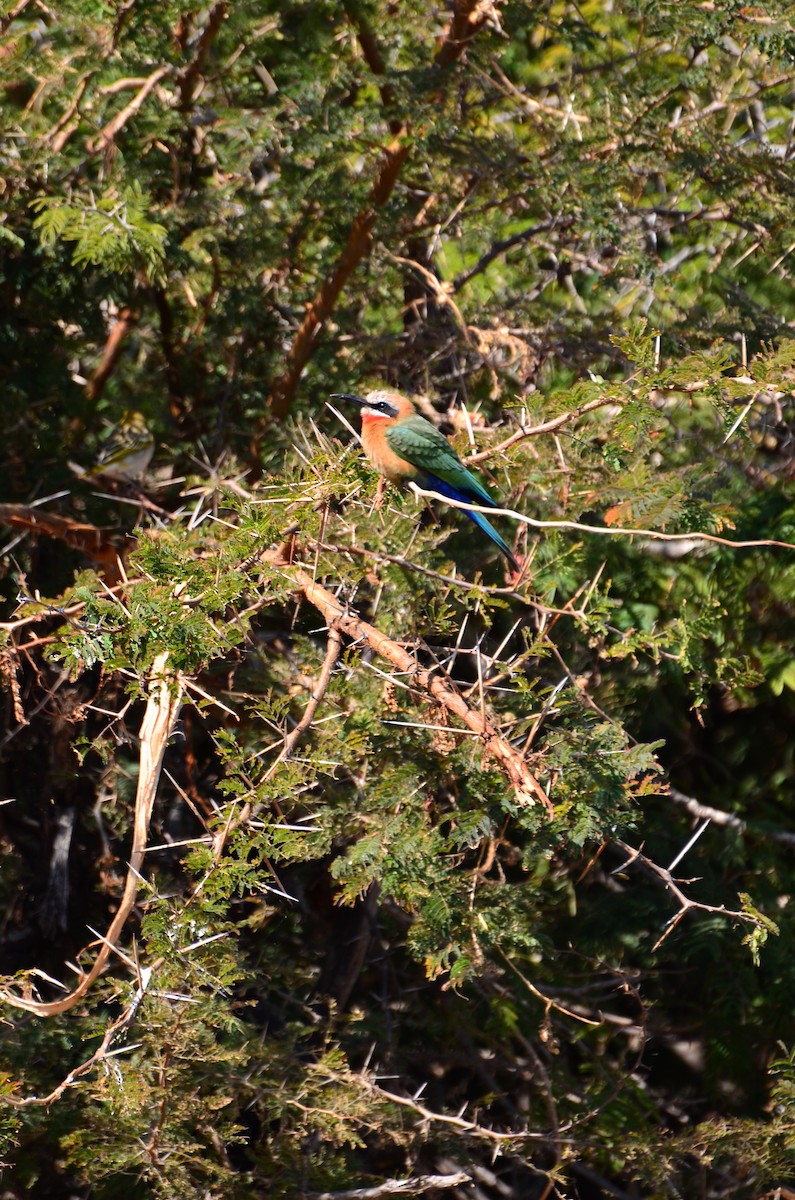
420,474,518,569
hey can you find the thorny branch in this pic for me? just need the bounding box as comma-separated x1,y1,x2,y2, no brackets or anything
613,839,769,951
3,966,153,1106
212,620,343,857
462,396,614,465
286,562,553,814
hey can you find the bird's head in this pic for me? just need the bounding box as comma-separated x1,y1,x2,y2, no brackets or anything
331,390,416,423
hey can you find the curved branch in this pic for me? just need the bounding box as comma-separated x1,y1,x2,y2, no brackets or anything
0,652,182,1017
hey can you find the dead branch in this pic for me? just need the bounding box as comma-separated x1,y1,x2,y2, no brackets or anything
0,652,183,1017
0,503,131,578
85,306,138,402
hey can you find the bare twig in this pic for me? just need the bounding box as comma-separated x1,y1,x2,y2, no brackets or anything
0,652,182,1016
613,839,766,951
407,483,795,553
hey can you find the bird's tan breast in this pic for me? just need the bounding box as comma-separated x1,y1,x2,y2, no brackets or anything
360,417,416,483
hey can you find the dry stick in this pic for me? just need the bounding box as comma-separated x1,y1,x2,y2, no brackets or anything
305,1173,471,1200
407,483,795,553
265,0,495,423
291,566,553,814
0,652,183,1017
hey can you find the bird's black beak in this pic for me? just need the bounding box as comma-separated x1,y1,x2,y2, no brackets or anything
330,392,367,408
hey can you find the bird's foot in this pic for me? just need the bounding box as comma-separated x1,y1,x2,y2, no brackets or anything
369,477,387,514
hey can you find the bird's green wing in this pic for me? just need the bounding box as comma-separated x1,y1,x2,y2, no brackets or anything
385,414,495,505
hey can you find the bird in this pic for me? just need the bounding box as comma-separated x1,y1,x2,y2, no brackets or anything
332,389,518,570
72,410,155,481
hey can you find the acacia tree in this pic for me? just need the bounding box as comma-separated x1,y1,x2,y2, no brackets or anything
1,2,795,1197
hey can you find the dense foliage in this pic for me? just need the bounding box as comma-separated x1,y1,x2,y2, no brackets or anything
1,1,795,1197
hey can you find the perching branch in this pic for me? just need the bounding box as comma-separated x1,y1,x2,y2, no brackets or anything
0,652,182,1016
407,483,795,553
